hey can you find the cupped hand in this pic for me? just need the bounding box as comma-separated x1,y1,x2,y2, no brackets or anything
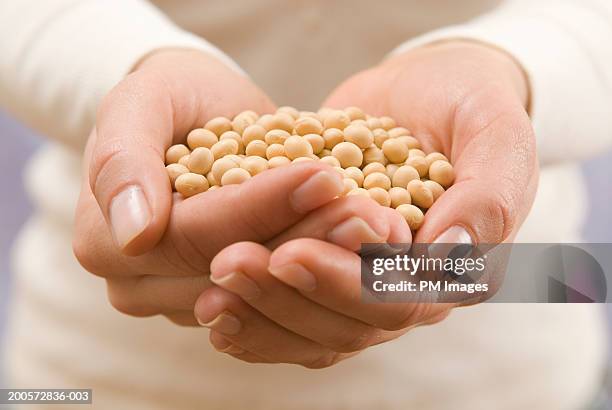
198,41,539,367
73,49,411,325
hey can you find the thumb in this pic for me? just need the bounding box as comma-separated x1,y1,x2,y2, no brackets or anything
89,73,175,256
414,109,538,246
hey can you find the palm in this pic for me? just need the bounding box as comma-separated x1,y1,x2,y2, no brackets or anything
323,43,539,244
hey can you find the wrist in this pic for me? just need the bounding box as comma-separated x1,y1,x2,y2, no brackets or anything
134,48,231,73
387,40,531,113
434,40,530,111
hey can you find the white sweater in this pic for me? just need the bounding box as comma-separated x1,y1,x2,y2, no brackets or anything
1,1,611,409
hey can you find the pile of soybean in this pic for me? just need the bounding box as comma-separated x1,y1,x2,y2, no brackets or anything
165,106,454,231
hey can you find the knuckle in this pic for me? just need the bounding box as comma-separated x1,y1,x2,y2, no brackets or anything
275,238,316,261
302,351,344,370
106,280,154,317
332,328,378,353
234,186,275,239
380,305,430,331
72,235,97,275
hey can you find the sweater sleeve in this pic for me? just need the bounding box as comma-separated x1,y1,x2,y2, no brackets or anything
0,0,243,149
391,0,612,165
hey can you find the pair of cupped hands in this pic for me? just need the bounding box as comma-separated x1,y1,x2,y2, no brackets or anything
73,41,538,368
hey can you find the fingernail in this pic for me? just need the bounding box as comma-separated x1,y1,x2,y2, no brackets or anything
198,312,242,335
290,170,343,213
429,226,473,260
269,263,316,292
433,226,472,244
210,272,261,300
327,217,385,251
109,185,151,249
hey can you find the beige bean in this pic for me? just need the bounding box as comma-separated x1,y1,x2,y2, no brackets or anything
425,152,449,167
166,163,189,186
363,172,391,190
268,156,291,168
343,124,373,149
304,133,325,154
396,204,424,230
379,116,396,130
284,135,314,160
429,160,455,188
388,187,411,208
408,148,426,158
368,187,391,207
245,140,268,157
332,142,363,168
407,179,433,209
165,144,190,164
187,129,218,150
266,143,285,159
206,171,218,186
386,164,400,179
277,106,300,119
221,167,251,185
232,113,256,134
318,149,332,158
264,129,290,145
423,180,445,201
344,166,364,187
242,124,267,145
322,128,344,150
363,146,387,165
405,156,429,177
373,128,390,148
294,117,324,136
342,178,359,195
319,156,341,167
382,138,409,163
397,136,421,150
187,147,214,174
388,127,411,138
366,117,382,130
362,162,386,177
347,188,370,198
240,156,268,176
292,156,314,163
205,117,233,136
211,157,239,182
323,110,351,130
392,165,420,188
344,106,366,121
178,154,190,167
175,173,209,197
211,139,239,159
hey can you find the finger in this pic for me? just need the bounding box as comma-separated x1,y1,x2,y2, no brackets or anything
210,242,404,353
89,54,275,256
209,331,272,364
414,104,538,245
165,311,199,327
194,287,351,368
105,275,210,317
75,162,342,279
167,162,343,265
266,195,411,252
268,238,453,330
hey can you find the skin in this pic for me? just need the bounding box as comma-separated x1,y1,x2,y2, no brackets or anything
199,41,539,366
74,49,412,327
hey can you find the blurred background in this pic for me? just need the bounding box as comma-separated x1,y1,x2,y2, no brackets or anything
1,109,611,405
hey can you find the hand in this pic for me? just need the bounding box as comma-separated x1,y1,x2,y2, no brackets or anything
196,41,538,367
73,49,411,325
